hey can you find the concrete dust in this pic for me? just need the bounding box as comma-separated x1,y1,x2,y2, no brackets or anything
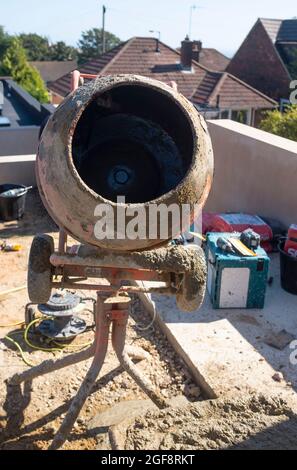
124,394,297,450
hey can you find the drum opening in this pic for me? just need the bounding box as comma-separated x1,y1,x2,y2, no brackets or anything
72,83,194,203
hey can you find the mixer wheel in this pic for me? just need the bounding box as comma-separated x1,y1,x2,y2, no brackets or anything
176,246,207,312
28,234,54,304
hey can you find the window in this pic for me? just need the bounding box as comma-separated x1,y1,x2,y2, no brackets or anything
231,110,248,124
220,110,229,119
219,109,252,125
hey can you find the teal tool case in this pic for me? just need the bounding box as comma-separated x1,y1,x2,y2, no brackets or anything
206,232,270,309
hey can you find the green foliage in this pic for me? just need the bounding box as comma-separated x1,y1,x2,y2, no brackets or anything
78,28,121,64
2,27,121,66
0,26,13,72
259,106,297,142
49,41,77,61
18,33,51,61
2,38,50,103
19,33,77,61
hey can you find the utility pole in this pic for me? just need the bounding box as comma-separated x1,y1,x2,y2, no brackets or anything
102,5,106,54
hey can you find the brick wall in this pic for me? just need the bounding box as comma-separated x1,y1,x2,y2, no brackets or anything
227,20,290,102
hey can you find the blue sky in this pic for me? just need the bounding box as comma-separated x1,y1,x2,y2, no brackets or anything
1,0,296,57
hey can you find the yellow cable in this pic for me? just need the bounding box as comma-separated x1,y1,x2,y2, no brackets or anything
24,317,66,353
24,317,93,352
4,335,35,367
2,316,93,368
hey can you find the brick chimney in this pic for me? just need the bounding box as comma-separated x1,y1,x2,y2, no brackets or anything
180,36,193,70
192,40,202,62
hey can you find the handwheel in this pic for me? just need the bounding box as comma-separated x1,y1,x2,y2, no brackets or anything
27,234,54,304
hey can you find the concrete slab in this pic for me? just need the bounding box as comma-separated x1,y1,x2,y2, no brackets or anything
138,254,297,401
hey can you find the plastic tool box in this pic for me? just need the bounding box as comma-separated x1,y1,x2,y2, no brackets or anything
206,232,270,309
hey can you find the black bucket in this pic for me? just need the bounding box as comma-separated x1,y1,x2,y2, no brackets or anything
0,184,28,221
279,239,297,295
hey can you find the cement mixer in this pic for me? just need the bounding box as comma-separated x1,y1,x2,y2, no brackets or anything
10,73,214,449
29,74,213,311
37,74,213,251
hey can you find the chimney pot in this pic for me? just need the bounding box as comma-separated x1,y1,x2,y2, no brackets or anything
192,40,202,62
181,36,193,70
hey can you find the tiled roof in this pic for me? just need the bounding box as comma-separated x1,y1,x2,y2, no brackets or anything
259,18,297,79
49,41,128,97
277,19,297,43
29,61,77,84
49,37,276,110
260,18,297,44
198,48,230,71
260,18,282,43
176,46,230,71
191,71,221,104
207,73,277,109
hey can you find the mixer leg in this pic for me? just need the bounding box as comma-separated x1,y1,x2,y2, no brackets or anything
49,294,111,450
8,292,162,450
112,311,168,410
9,339,147,387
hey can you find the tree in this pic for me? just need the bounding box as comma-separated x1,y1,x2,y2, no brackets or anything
50,41,77,61
77,28,121,64
259,106,297,142
19,33,78,61
0,26,13,70
18,33,51,61
2,38,50,103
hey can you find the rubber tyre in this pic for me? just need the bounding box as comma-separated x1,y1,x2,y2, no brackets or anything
27,234,54,304
176,245,207,312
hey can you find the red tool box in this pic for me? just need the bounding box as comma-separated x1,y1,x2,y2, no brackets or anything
284,225,297,258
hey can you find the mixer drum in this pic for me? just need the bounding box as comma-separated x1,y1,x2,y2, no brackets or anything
37,74,213,251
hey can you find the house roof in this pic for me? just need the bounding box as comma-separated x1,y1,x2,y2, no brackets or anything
260,18,283,43
207,73,278,109
0,78,54,128
176,46,230,71
49,37,277,110
29,60,77,84
277,19,297,43
260,18,297,79
196,48,230,71
260,18,297,44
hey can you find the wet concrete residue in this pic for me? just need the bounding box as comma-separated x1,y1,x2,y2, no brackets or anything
78,244,205,277
122,394,297,450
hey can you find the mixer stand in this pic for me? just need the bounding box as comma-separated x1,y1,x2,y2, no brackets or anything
9,290,168,450
10,229,206,449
